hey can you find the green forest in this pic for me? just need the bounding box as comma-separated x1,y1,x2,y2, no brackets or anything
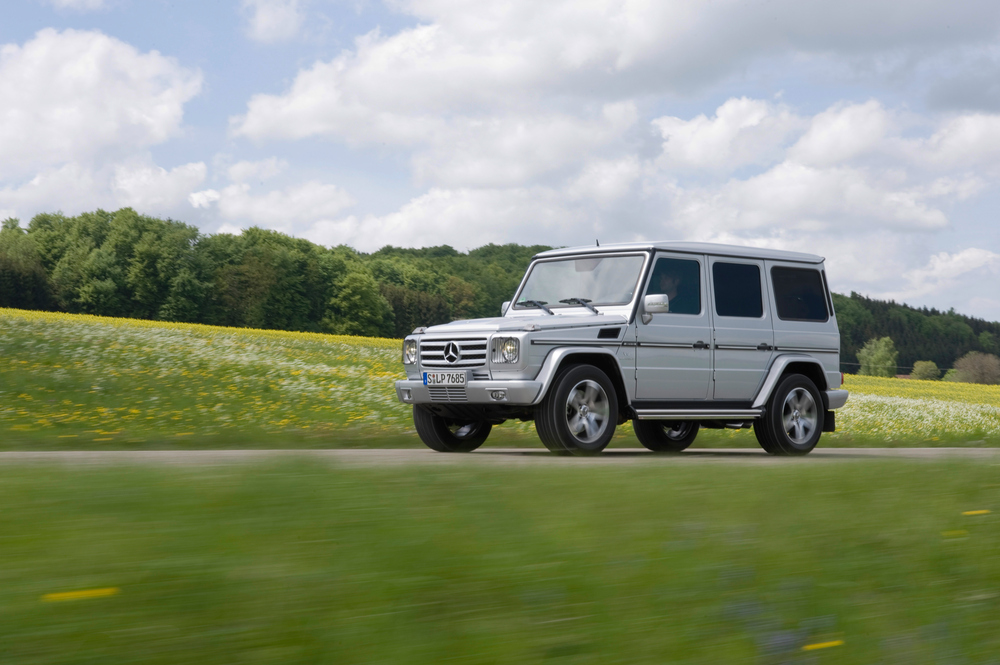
2,208,998,374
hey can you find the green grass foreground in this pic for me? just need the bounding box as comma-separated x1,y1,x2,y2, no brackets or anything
2,307,999,448
1,460,997,663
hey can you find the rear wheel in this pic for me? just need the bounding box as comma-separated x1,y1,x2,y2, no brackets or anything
757,374,824,456
633,420,699,452
412,406,491,452
536,365,618,455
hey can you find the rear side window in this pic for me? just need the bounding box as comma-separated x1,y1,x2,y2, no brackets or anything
771,267,829,321
712,262,763,318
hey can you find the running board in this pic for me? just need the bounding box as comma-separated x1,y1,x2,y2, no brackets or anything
634,408,763,420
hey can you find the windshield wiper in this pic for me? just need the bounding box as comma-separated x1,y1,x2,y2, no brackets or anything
559,297,600,314
518,300,554,315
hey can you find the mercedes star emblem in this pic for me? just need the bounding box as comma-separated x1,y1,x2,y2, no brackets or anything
444,342,461,364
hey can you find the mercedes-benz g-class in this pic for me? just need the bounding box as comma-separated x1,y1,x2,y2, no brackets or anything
395,242,848,456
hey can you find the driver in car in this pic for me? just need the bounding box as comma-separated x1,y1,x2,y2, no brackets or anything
652,261,699,314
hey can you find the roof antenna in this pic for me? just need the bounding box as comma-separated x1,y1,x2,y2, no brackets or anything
596,239,600,246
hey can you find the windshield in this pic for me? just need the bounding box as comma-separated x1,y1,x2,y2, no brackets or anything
514,254,646,311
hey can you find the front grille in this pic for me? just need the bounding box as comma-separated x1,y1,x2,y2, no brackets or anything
428,386,467,402
420,338,488,368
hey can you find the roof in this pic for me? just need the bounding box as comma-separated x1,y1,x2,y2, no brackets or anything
533,241,824,264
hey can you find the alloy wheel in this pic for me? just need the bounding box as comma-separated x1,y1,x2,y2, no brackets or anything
781,387,818,444
564,379,610,445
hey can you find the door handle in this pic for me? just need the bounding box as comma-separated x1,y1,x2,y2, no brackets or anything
757,343,772,351
693,341,710,349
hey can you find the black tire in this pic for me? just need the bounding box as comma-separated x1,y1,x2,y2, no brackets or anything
758,374,824,456
753,420,779,454
412,406,491,452
633,420,699,452
535,364,618,456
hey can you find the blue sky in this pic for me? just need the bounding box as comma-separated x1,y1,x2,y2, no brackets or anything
2,0,1000,319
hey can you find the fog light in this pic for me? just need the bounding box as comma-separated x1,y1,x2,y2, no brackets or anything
490,390,507,401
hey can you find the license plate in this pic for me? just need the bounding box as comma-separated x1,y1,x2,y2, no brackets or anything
423,371,467,386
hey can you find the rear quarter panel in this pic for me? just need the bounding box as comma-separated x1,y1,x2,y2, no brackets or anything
764,260,841,389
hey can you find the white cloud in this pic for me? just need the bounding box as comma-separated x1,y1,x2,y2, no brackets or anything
232,1,1000,143
412,103,638,187
789,100,893,166
227,157,288,183
0,29,202,177
654,98,802,172
112,161,207,212
567,156,643,206
0,163,106,214
910,113,1000,169
241,0,305,44
189,181,355,231
300,187,577,252
908,175,986,202
232,51,447,144
188,189,221,209
0,158,206,219
669,161,950,236
894,248,1000,299
216,223,245,236
43,0,106,10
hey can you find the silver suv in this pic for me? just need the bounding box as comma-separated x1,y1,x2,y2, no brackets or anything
395,242,848,456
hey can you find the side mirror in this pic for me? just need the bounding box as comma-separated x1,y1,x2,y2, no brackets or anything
641,294,668,324
501,301,511,315
644,293,669,313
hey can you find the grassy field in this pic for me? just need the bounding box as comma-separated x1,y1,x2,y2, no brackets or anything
1,460,998,663
2,307,999,449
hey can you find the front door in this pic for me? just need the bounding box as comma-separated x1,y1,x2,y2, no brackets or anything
708,257,774,401
635,253,713,400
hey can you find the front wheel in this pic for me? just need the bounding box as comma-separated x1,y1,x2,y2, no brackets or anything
412,406,491,452
535,365,618,455
633,420,699,452
756,374,824,456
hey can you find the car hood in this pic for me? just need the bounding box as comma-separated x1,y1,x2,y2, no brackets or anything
419,313,629,335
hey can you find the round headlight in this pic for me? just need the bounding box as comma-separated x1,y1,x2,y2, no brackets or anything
403,339,418,364
501,337,519,363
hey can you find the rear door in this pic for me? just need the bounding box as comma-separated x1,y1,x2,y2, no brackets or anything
709,257,774,401
634,252,713,399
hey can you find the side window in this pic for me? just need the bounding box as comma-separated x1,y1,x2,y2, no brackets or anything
647,257,701,315
771,267,829,321
713,262,763,318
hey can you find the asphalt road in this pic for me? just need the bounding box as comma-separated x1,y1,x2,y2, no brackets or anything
1,448,998,466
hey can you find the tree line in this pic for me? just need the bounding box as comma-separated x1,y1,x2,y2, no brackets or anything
0,209,546,337
3,209,999,377
832,292,1000,374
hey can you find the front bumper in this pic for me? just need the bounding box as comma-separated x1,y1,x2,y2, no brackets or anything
395,379,543,405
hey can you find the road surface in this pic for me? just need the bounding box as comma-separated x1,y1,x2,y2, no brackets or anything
1,448,998,466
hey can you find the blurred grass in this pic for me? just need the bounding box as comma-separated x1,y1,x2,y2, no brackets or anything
1,460,998,663
2,307,999,449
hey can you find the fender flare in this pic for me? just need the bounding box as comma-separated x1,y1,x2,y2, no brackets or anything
751,354,828,409
530,346,625,405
